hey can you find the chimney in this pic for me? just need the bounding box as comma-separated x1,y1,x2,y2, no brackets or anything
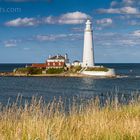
49,55,51,59
65,53,68,60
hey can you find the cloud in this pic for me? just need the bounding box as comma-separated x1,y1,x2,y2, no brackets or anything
44,11,90,24
58,11,89,24
122,0,140,6
36,35,60,41
110,1,119,7
120,7,139,14
5,17,40,27
43,16,56,24
94,31,140,48
128,20,140,25
98,0,140,15
5,11,90,27
111,0,140,7
97,7,139,14
4,39,19,47
132,30,140,37
123,0,134,5
94,27,103,31
71,27,83,32
96,18,113,26
36,33,82,42
120,39,138,46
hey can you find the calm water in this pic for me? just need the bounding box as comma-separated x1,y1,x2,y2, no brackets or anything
0,63,140,105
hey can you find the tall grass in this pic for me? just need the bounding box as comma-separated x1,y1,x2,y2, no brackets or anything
0,96,140,140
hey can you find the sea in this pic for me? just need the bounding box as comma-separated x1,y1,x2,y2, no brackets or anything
0,63,140,106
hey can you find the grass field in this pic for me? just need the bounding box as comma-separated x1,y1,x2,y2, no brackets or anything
0,96,140,140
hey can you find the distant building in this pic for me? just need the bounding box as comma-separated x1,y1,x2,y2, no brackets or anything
47,54,65,62
31,54,69,69
46,61,65,68
46,55,65,68
72,60,81,67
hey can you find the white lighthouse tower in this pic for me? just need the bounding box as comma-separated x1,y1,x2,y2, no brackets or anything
81,20,116,77
82,19,94,67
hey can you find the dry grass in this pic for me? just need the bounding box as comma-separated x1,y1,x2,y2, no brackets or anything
0,96,140,140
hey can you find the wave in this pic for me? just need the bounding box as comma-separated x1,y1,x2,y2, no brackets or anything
116,75,129,78
117,75,140,79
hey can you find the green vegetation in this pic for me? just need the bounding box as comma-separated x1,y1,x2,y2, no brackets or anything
0,97,140,140
46,68,64,74
14,67,65,75
86,67,109,72
69,66,82,73
15,67,43,75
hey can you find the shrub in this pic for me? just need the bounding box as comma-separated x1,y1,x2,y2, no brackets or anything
86,67,109,72
69,66,82,73
46,68,64,74
15,67,42,75
27,67,42,74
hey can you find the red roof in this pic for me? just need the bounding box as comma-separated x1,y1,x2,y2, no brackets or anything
32,64,46,68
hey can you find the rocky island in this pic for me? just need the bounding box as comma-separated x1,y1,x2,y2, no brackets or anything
0,20,116,78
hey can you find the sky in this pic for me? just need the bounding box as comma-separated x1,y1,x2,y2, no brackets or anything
0,0,140,63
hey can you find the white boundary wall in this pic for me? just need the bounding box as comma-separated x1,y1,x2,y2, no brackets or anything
81,68,115,77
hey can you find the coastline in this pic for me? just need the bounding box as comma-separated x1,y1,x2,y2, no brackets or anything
0,72,117,78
